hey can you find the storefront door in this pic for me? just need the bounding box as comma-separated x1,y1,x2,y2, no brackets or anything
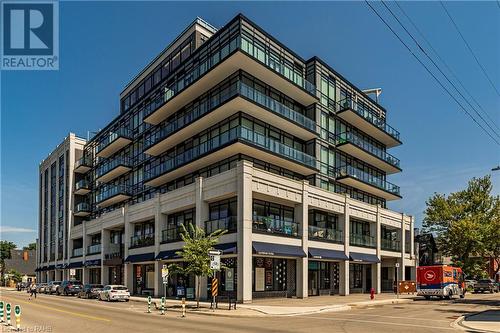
308,270,318,296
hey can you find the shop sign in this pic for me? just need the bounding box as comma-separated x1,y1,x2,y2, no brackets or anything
176,286,185,297
226,268,234,291
69,269,76,276
186,287,194,299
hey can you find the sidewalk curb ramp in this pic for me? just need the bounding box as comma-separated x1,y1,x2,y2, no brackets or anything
453,311,500,333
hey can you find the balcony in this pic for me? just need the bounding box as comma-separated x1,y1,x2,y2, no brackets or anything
87,244,101,255
334,132,401,174
95,156,132,183
381,239,401,252
95,185,131,208
130,233,155,248
74,156,92,173
72,247,83,258
335,165,401,201
144,81,317,156
205,216,237,235
308,226,343,244
143,48,317,126
74,202,90,217
350,233,376,248
74,179,91,195
95,128,132,158
161,226,184,243
252,216,299,237
144,126,317,187
336,98,401,148
103,243,124,266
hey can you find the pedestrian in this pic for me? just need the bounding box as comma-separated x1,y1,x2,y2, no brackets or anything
29,284,37,300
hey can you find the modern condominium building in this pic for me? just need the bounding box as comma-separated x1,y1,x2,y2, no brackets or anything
37,14,415,302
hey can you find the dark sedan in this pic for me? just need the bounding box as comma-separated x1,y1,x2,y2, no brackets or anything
77,284,104,299
56,280,83,296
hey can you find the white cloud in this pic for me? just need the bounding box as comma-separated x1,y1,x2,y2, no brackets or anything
0,226,36,233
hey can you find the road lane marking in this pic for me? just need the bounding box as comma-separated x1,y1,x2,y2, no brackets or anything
4,298,111,322
325,312,451,322
307,315,455,330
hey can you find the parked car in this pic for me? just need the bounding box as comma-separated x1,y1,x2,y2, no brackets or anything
46,281,62,294
474,279,499,293
465,279,477,290
36,283,48,293
57,280,83,296
99,285,130,302
78,284,104,299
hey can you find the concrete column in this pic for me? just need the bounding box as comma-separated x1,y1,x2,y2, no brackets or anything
375,205,382,294
195,177,209,300
154,194,162,297
123,206,132,291
237,161,253,303
410,216,415,259
101,229,110,285
154,260,162,297
296,180,309,299
340,194,350,296
400,214,406,281
124,263,134,292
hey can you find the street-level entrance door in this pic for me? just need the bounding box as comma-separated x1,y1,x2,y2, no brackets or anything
308,269,319,296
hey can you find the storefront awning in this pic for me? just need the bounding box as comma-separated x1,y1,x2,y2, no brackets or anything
85,259,101,267
252,241,306,257
67,261,83,268
155,250,181,261
309,248,348,261
214,242,237,254
349,252,380,263
125,252,155,263
47,265,55,270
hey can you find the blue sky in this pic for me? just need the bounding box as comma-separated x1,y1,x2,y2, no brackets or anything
1,1,499,247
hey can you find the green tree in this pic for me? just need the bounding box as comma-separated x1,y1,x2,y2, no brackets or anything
482,197,500,278
168,223,226,308
23,243,36,251
7,269,22,283
423,175,499,278
0,241,17,286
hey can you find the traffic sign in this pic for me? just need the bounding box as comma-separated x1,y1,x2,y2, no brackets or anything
6,303,11,313
210,254,221,270
208,250,222,256
162,264,169,284
395,263,400,268
14,305,21,316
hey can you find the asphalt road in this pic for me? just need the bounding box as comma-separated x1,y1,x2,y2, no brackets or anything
0,289,498,333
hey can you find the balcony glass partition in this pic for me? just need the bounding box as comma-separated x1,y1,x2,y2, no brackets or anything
96,128,132,155
95,185,130,203
252,216,299,237
336,165,400,196
205,216,237,235
350,233,376,248
95,156,132,179
308,226,343,243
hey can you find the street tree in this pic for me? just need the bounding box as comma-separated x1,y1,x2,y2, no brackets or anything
168,223,226,308
0,241,17,286
23,243,36,251
423,175,499,277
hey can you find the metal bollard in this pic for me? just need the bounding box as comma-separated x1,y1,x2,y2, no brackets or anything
147,296,151,313
160,297,165,315
14,305,21,331
181,297,186,318
6,303,11,326
0,301,4,322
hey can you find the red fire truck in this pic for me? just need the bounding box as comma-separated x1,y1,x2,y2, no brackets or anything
417,265,466,299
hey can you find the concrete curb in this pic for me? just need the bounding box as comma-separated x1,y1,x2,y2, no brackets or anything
348,298,414,307
453,313,500,333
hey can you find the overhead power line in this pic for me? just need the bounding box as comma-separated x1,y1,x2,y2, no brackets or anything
364,1,500,146
380,0,500,140
394,1,500,133
440,1,500,98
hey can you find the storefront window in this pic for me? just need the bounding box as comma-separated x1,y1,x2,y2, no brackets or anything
134,264,155,295
349,263,363,289
253,257,288,292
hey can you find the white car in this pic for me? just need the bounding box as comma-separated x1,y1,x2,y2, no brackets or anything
99,285,130,302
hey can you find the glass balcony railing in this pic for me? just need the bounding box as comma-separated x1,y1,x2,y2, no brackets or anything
337,98,400,141
252,215,299,237
105,243,124,260
95,156,132,179
87,244,101,255
130,233,155,248
72,247,83,257
161,226,185,243
75,202,90,213
75,179,90,191
145,81,315,150
142,35,316,122
145,126,316,182
381,238,401,252
75,156,92,170
334,132,400,168
308,226,343,243
335,165,400,196
96,128,132,155
95,184,130,204
350,233,376,248
205,216,237,235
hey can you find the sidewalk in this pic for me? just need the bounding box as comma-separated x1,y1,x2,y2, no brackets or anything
130,293,416,317
457,310,500,333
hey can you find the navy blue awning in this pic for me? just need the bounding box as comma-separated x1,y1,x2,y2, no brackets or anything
85,259,101,267
67,261,83,268
349,252,380,263
252,242,306,257
125,252,155,263
47,265,55,270
309,248,348,261
214,242,237,254
155,250,181,261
